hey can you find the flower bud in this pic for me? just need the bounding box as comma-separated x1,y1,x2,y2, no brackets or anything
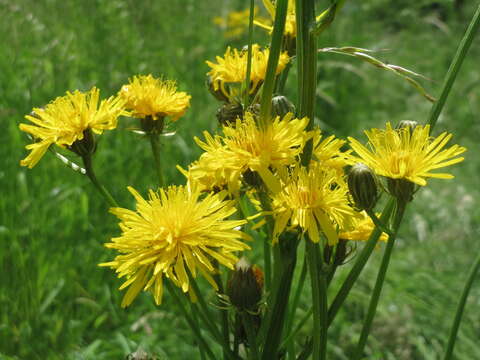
216,103,244,126
387,178,415,202
272,95,295,118
348,163,379,211
396,120,418,132
226,258,263,311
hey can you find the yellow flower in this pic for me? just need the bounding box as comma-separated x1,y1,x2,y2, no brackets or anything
213,6,270,39
19,87,126,168
271,164,358,245
312,130,352,174
339,211,388,242
206,45,289,100
119,74,191,121
194,112,311,194
348,122,466,186
256,0,297,38
100,185,250,307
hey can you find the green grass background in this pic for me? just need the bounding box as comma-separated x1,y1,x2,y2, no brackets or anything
1,0,479,359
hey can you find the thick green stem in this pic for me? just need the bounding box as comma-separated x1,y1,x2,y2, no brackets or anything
242,313,260,360
354,200,407,359
261,234,299,360
149,132,164,187
297,198,396,360
82,155,118,207
244,0,255,108
306,241,327,360
259,0,288,126
427,4,480,131
213,269,230,358
296,0,317,167
443,251,480,360
166,282,217,360
328,198,396,324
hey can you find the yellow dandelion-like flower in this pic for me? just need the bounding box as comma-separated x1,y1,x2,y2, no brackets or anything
206,45,289,99
348,122,466,186
312,130,352,174
271,165,358,245
255,0,297,38
213,7,270,39
19,87,126,168
339,211,388,243
194,112,311,194
99,185,250,308
119,74,191,121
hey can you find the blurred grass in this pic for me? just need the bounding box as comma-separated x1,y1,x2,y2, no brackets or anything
1,0,479,358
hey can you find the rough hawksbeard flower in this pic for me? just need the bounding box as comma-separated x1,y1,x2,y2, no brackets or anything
348,122,466,186
193,112,311,194
119,74,191,121
19,87,126,168
271,164,358,246
339,211,388,243
206,44,289,99
312,130,352,174
255,0,297,38
99,185,250,308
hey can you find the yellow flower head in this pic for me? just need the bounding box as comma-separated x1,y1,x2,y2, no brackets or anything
312,130,352,174
119,74,191,121
206,45,289,99
339,211,388,243
256,0,297,38
19,87,126,168
348,122,466,186
100,185,250,308
213,6,270,39
194,112,311,194
271,164,358,245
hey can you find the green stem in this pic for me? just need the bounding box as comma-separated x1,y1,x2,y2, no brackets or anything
328,197,396,324
213,269,231,358
191,302,207,360
427,4,480,131
82,155,118,207
244,0,255,108
149,132,164,187
285,253,308,335
242,313,260,360
282,306,313,349
297,198,396,360
187,270,222,342
261,234,299,359
306,241,327,360
276,62,292,94
354,200,407,359
258,191,274,290
365,208,394,237
259,0,288,126
443,251,480,360
166,282,217,360
296,0,317,167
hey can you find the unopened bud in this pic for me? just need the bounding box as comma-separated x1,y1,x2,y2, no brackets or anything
396,120,418,132
272,95,295,118
226,258,263,311
216,103,243,126
348,163,379,211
